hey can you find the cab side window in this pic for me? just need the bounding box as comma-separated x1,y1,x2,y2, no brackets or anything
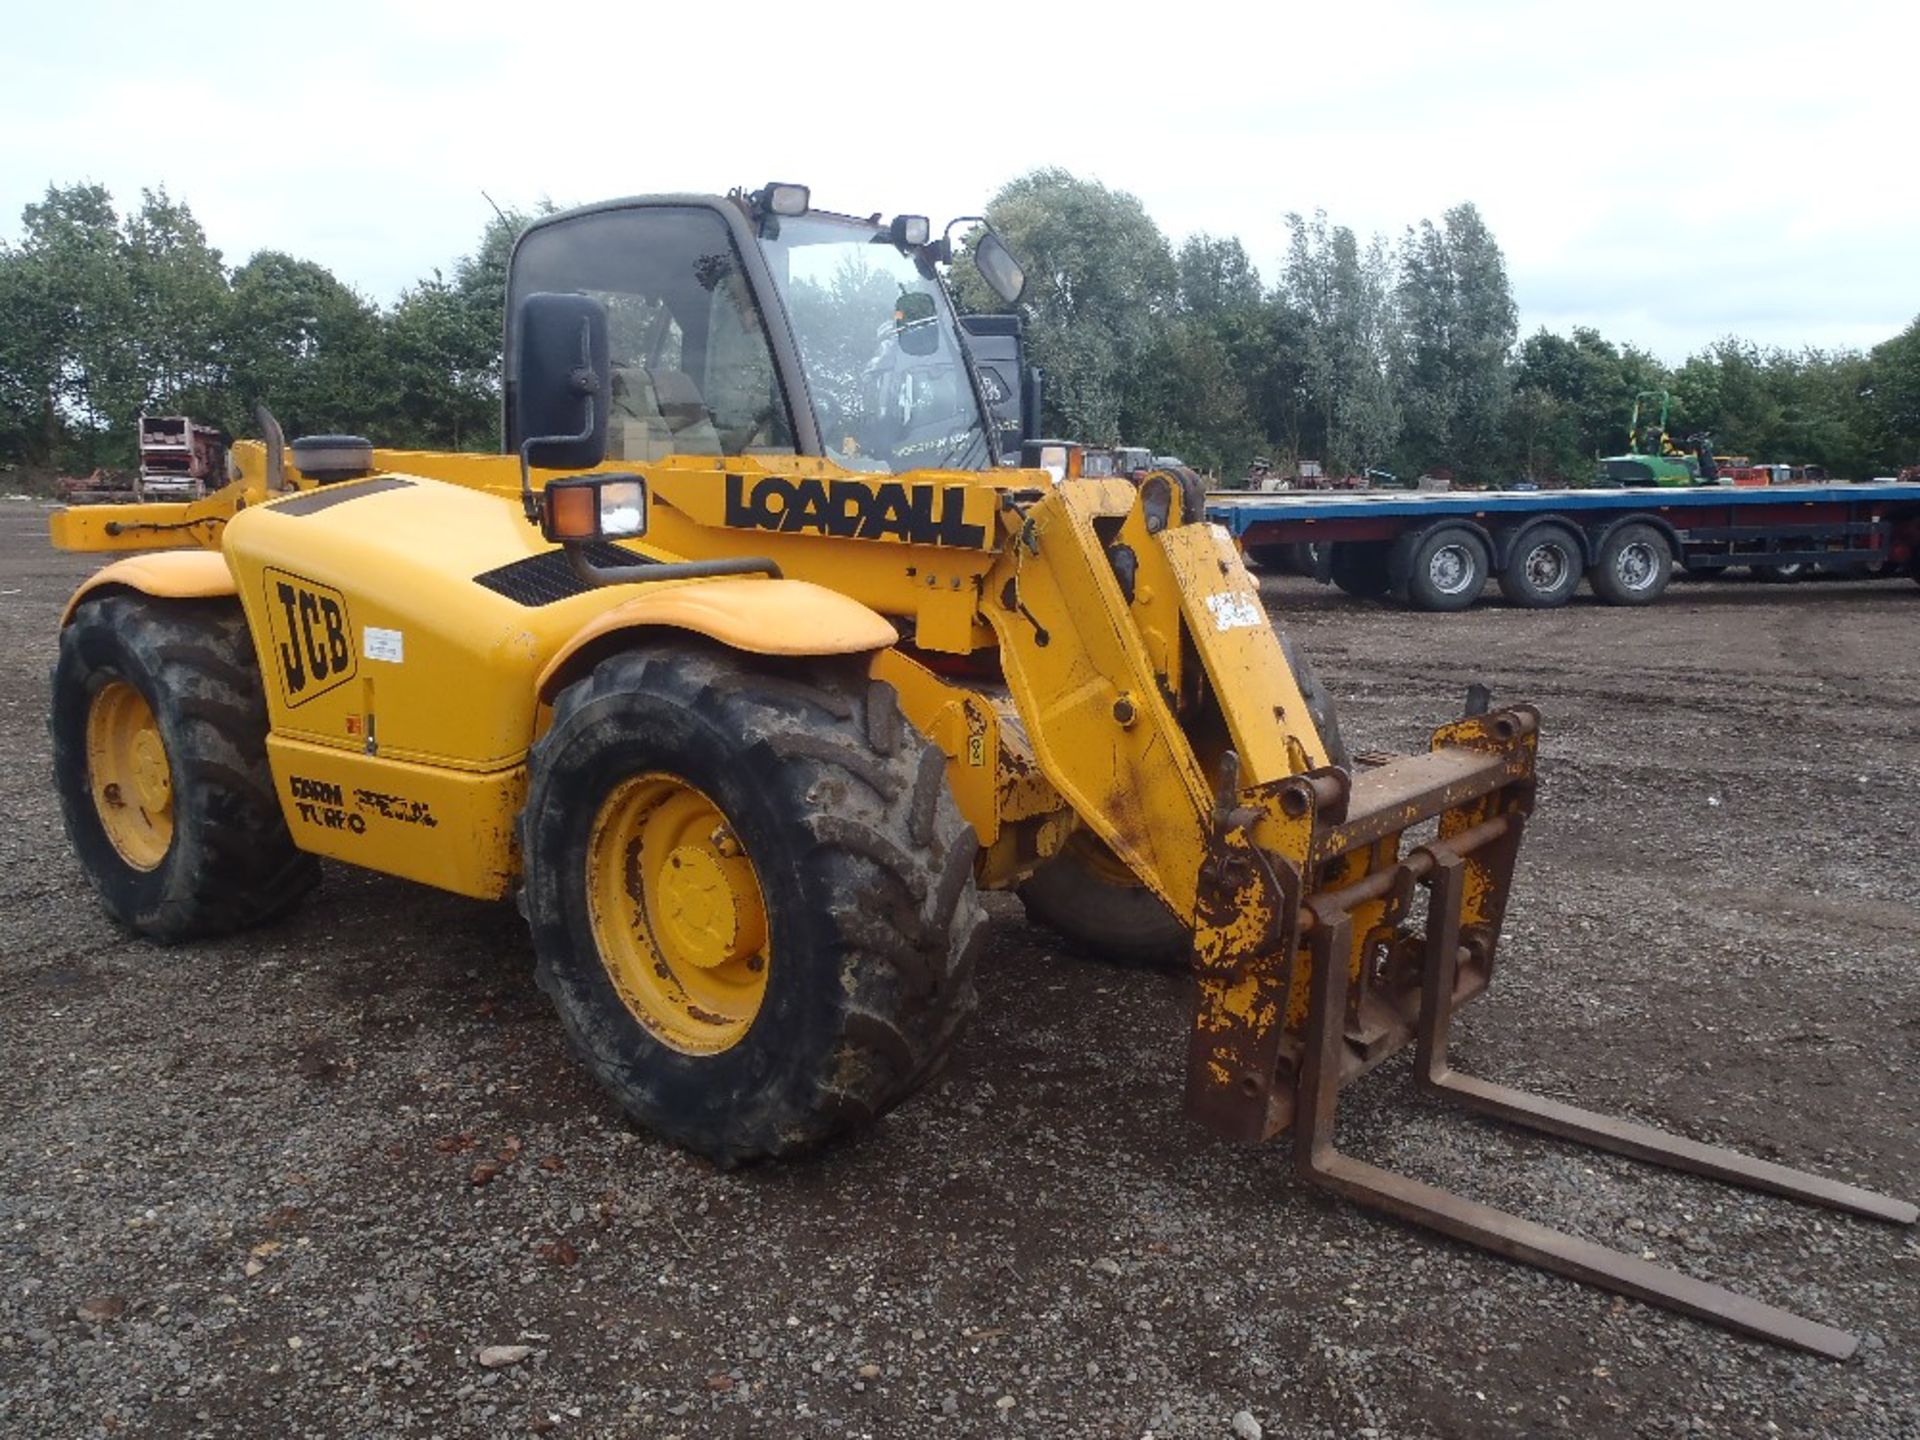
508,206,796,461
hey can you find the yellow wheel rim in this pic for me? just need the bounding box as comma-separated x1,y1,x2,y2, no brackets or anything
586,773,770,1055
86,679,174,871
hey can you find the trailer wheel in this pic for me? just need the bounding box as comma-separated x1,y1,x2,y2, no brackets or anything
519,645,982,1164
1394,526,1489,611
1497,525,1583,608
1590,522,1672,605
50,595,320,941
1329,541,1393,598
1249,541,1330,578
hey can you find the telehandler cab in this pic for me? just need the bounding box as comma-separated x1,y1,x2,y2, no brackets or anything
46,182,1912,1358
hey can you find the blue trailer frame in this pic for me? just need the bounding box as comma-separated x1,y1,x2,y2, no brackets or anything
1205,482,1920,610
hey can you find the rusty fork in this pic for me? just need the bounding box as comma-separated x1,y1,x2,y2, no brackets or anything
1294,844,1917,1361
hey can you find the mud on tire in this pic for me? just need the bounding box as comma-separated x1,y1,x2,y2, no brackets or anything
50,594,320,942
519,644,983,1164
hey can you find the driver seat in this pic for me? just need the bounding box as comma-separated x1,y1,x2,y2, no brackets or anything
648,369,721,456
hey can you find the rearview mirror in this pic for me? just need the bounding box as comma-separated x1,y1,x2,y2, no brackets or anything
974,232,1025,305
895,291,940,357
514,292,609,471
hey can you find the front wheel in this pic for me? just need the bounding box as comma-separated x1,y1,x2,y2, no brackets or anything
50,595,319,941
1019,630,1349,967
519,645,982,1164
1019,832,1190,967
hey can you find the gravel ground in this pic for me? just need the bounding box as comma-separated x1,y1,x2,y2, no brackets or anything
1,496,1915,1439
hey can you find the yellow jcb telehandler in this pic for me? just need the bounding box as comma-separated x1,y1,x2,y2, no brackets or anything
45,182,1912,1358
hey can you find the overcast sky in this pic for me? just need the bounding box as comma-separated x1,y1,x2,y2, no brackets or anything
3,0,1911,362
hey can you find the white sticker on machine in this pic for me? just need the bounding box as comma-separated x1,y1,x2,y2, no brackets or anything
363,627,405,663
1204,592,1263,631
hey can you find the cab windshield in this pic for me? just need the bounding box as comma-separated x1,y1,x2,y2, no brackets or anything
759,214,993,473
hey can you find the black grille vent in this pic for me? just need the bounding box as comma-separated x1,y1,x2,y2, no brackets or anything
473,544,658,606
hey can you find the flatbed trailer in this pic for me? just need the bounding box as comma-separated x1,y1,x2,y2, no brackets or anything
1206,481,1920,611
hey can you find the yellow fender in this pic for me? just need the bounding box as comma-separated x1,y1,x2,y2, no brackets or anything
534,576,898,703
60,551,237,626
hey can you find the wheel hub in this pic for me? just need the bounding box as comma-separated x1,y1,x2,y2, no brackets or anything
586,774,770,1055
131,729,171,812
1617,543,1655,589
1524,543,1566,589
657,842,764,968
1430,545,1474,594
85,679,174,871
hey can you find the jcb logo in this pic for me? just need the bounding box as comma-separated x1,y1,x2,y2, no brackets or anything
263,569,355,707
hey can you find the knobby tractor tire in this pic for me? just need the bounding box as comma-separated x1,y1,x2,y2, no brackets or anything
1018,629,1351,968
1019,832,1190,968
519,645,983,1164
1280,628,1353,772
50,595,320,942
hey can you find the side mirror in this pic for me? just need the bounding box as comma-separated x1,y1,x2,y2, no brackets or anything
974,232,1025,305
514,292,609,472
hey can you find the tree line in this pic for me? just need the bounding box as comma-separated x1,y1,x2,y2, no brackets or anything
4,174,1917,484
0,183,528,476
962,169,1920,483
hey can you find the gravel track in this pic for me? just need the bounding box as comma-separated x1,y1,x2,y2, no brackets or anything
2,499,1914,1439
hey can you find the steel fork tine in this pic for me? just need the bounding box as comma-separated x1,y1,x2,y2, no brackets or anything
1295,869,1868,1359
1413,856,1916,1228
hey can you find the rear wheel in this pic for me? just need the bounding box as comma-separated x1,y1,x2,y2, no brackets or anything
50,595,319,941
1497,525,1584,608
1590,522,1672,605
519,645,981,1163
1751,561,1806,583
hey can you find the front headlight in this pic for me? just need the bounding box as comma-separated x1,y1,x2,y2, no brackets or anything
541,474,649,544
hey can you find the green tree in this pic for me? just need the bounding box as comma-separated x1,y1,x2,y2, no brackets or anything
223,252,387,438
1510,326,1671,463
377,208,534,451
1392,202,1517,481
8,183,144,466
1865,317,1920,467
1281,211,1399,474
123,188,229,419
953,168,1176,445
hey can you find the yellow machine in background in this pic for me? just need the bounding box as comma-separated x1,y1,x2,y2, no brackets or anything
45,182,1911,1357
